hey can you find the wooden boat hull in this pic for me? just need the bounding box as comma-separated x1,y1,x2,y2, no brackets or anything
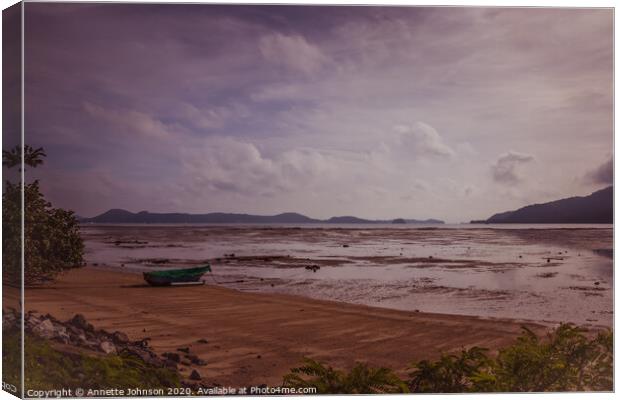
143,265,211,286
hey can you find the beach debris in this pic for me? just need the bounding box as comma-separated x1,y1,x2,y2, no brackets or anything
177,347,190,353
594,282,600,286
256,355,262,359
197,338,209,344
189,370,202,380
224,253,236,258
342,244,350,248
304,265,320,272
547,258,551,263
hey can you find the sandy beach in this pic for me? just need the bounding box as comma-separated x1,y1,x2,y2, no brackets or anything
18,267,546,386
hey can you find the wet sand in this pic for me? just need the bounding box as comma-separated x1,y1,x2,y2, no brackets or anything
21,267,545,386
82,225,613,326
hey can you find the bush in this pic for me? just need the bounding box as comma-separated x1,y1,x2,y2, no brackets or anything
2,146,84,285
408,324,613,393
489,325,612,392
409,346,491,393
283,324,613,394
283,357,408,394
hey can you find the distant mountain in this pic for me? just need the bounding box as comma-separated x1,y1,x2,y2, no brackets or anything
326,216,373,224
81,210,444,224
473,186,612,224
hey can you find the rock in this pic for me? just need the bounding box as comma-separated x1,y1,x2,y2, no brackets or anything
189,370,201,380
595,282,600,286
122,347,164,368
342,244,349,248
177,347,190,353
3,311,17,330
100,341,116,354
33,319,56,339
197,338,209,344
54,325,71,343
163,352,181,363
112,331,129,344
186,354,207,366
164,359,178,370
70,314,94,332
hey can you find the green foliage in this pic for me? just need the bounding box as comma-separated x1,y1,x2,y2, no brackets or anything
3,145,84,285
490,325,613,392
409,346,491,393
283,357,408,394
283,324,613,394
2,329,180,393
408,324,613,393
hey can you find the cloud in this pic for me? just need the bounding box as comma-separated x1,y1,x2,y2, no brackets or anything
24,5,612,222
83,102,171,139
393,122,455,158
259,33,327,75
491,151,535,184
585,157,613,185
180,137,341,197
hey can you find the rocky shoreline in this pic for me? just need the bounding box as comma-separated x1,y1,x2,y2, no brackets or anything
3,309,208,388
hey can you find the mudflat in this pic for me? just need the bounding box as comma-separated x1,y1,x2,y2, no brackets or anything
22,267,543,386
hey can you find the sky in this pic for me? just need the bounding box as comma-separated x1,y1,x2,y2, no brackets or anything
20,4,613,222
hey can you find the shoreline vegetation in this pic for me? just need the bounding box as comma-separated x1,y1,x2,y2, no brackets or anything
10,267,612,394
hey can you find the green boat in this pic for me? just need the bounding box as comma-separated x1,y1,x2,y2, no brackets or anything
143,265,211,286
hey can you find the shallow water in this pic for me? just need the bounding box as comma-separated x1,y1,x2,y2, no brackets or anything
81,224,613,327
